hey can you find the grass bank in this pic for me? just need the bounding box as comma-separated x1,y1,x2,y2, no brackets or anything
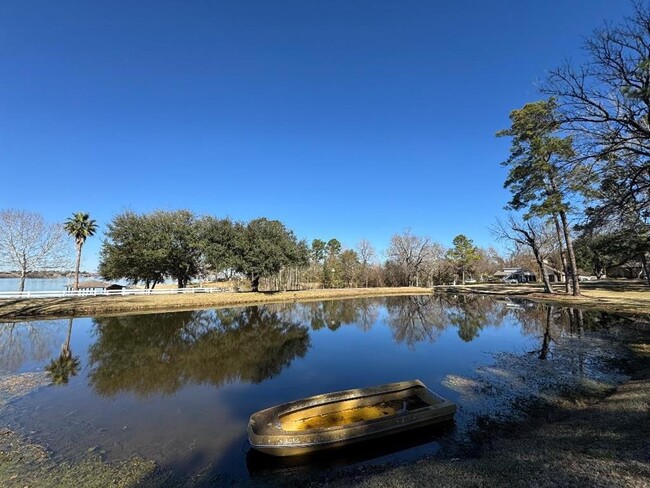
435,279,650,315
0,287,431,321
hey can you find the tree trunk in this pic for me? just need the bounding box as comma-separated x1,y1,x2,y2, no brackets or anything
532,245,554,293
19,268,26,292
558,210,581,296
553,214,571,293
251,275,260,292
73,242,82,290
640,252,650,288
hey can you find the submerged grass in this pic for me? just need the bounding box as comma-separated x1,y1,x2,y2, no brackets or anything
0,372,166,488
0,428,160,488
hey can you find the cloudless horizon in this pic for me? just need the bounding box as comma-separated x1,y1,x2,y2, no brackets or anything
0,1,634,271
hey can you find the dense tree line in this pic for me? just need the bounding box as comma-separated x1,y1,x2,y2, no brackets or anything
99,210,308,291
97,210,505,291
1,207,509,292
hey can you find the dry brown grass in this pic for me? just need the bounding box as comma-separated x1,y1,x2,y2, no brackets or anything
0,287,431,321
435,279,650,315
2,280,649,320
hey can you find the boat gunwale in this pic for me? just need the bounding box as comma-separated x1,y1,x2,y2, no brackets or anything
248,379,456,455
249,411,453,451
249,380,429,436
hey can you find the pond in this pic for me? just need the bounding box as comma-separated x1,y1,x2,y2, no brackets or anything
0,295,632,483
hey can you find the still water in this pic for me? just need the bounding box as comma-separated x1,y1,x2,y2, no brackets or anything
0,278,72,292
0,295,628,482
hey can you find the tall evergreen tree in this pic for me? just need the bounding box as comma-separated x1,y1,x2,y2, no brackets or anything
497,99,584,295
446,235,480,285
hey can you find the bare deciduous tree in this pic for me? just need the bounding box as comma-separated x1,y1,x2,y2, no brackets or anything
492,216,555,294
387,230,441,287
0,209,71,291
356,239,376,288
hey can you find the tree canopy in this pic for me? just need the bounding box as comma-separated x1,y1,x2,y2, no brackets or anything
99,210,201,288
446,234,480,284
236,218,308,291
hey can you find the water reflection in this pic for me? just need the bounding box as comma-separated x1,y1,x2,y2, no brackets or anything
0,321,63,373
385,295,511,346
86,297,612,399
45,318,80,385
0,296,633,483
298,299,380,332
88,307,311,397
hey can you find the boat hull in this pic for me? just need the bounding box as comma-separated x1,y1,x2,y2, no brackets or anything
247,380,456,457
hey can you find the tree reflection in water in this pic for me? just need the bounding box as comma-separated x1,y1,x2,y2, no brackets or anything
298,299,380,332
45,318,80,385
88,307,310,397
385,295,510,347
0,321,62,373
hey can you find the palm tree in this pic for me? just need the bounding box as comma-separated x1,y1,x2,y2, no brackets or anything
64,212,98,291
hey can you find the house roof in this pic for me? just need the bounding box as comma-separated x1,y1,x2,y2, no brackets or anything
494,268,536,277
66,280,112,289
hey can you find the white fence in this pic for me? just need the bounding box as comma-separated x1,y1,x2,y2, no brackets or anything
0,287,236,299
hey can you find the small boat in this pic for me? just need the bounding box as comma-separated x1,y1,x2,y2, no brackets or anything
247,379,456,457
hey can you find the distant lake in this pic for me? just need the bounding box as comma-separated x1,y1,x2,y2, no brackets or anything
0,278,72,292
0,277,131,292
0,295,631,484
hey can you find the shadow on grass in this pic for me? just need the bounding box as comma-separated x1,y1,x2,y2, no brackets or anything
0,297,97,320
581,279,649,293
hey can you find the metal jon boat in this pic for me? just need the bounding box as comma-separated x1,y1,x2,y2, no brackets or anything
247,379,456,457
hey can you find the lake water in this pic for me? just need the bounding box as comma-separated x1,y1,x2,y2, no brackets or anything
0,278,73,292
0,295,630,483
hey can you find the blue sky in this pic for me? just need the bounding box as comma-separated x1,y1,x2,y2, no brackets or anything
0,1,633,271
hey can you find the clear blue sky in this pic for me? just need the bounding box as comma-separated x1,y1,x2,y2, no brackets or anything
0,1,633,271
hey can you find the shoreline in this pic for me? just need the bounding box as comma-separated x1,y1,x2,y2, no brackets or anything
0,287,432,321
1,280,649,321
433,281,650,316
